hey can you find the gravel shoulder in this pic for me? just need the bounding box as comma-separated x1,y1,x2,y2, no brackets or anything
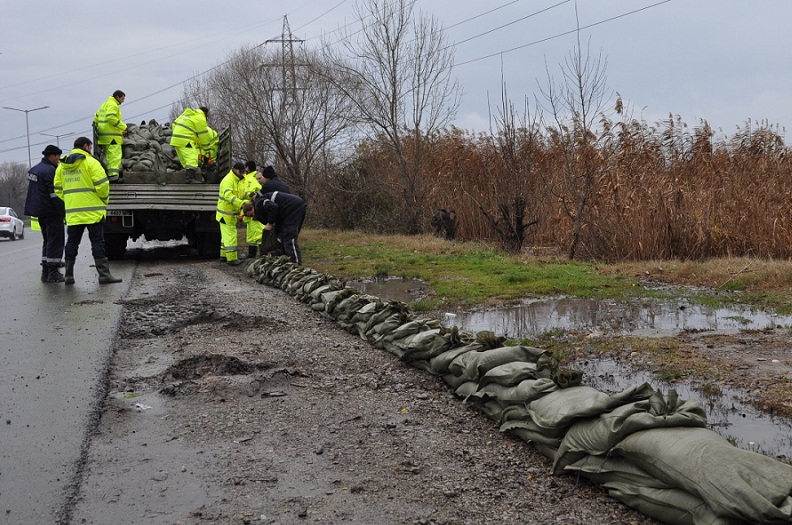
69,259,656,525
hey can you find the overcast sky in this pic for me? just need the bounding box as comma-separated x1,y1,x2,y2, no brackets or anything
2,0,791,166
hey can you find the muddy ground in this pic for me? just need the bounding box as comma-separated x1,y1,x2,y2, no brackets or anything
69,259,661,524
68,257,792,524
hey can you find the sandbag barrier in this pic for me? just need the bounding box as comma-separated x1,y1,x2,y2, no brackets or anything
247,256,792,525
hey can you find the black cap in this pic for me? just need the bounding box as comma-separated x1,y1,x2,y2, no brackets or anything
233,162,245,171
261,165,276,178
42,145,62,156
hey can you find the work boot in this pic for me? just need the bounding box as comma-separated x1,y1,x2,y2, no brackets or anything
41,263,48,282
248,245,257,259
64,260,75,285
94,258,122,284
46,264,65,283
227,258,244,266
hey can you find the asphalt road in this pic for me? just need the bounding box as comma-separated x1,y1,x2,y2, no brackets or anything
0,229,134,524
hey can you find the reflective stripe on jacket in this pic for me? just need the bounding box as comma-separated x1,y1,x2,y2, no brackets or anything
54,148,109,225
216,171,246,222
25,157,65,218
170,108,210,149
94,96,126,145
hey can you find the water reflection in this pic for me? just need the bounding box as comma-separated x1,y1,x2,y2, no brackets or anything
442,297,792,338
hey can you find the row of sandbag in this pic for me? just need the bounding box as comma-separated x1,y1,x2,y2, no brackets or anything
247,256,792,525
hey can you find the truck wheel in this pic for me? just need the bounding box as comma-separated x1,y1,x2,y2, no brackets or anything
106,233,128,260
195,231,221,257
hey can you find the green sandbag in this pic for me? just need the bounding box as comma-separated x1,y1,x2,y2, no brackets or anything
468,377,558,405
614,427,792,524
527,383,655,432
553,390,707,475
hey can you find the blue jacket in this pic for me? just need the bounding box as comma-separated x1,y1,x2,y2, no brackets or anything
24,157,65,218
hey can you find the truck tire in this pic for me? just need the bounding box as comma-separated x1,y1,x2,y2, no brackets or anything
106,233,128,260
195,231,221,257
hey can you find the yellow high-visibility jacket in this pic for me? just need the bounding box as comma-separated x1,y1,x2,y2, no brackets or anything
239,171,262,224
93,96,126,145
170,108,210,150
216,170,246,223
54,148,109,225
202,127,219,162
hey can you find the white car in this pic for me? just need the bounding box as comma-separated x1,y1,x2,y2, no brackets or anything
0,207,24,241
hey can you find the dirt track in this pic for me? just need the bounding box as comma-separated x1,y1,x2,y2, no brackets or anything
68,259,655,524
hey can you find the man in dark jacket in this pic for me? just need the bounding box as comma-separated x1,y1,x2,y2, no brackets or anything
243,191,307,265
255,165,291,194
253,166,291,257
24,145,66,282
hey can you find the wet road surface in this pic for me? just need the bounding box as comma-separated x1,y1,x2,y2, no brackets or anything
0,230,134,524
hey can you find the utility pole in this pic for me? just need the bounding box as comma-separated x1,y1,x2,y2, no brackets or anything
265,16,305,111
40,132,75,149
3,105,50,168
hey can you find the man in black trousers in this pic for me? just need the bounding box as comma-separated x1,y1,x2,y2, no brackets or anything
242,191,306,265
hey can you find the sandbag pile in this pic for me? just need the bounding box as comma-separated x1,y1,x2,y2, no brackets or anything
121,119,181,174
247,255,792,525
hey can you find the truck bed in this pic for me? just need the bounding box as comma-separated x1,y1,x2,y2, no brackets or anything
108,184,219,212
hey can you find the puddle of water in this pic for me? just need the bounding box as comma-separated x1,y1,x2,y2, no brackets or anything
441,297,792,338
348,277,429,304
575,357,792,460
346,280,792,339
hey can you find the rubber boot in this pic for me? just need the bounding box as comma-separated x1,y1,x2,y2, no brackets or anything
95,258,122,284
41,263,48,282
46,263,65,283
248,245,257,259
64,260,76,285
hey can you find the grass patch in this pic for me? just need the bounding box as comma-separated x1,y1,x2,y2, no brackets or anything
303,229,654,308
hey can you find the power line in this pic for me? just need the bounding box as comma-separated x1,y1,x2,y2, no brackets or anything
447,0,570,50
455,0,671,67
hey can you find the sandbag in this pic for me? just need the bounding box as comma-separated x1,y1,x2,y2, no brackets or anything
614,427,792,524
553,390,707,475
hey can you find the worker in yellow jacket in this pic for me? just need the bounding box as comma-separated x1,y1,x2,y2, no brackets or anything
54,136,122,285
215,162,248,265
239,160,264,259
169,106,211,184
199,126,219,183
93,90,127,183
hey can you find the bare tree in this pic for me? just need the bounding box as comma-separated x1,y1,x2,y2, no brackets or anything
0,161,30,213
540,6,611,259
328,0,460,233
464,81,542,252
177,43,357,200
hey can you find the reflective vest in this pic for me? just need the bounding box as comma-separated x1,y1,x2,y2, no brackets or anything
93,96,126,145
202,127,219,162
170,108,210,149
216,171,246,222
239,171,262,224
54,148,109,225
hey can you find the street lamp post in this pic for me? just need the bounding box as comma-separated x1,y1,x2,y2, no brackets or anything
3,105,50,168
40,132,75,149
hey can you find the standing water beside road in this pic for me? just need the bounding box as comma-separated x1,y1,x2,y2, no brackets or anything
350,277,792,460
